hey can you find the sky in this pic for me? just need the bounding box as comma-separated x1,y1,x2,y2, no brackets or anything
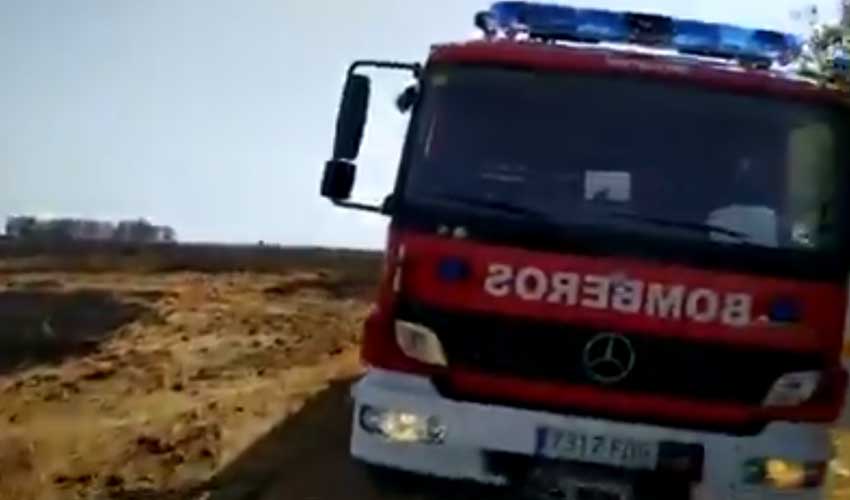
0,0,841,248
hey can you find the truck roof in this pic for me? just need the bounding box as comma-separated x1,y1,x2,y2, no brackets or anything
429,40,849,106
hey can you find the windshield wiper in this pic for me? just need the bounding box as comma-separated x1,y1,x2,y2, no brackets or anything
425,198,756,243
605,211,751,241
432,195,552,219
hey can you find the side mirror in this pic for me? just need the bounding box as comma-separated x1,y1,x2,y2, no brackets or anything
321,159,355,200
322,60,421,213
332,74,371,160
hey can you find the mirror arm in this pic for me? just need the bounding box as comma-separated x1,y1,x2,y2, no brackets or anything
332,199,385,214
348,60,422,78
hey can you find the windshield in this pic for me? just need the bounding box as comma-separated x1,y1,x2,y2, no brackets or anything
403,66,850,252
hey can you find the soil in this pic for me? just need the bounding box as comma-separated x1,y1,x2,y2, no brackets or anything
0,270,369,500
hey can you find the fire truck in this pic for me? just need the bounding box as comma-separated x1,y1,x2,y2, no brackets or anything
320,3,850,498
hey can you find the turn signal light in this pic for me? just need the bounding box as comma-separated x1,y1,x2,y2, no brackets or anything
395,321,448,367
763,371,821,407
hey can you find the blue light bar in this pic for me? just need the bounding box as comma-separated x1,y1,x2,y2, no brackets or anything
673,20,722,55
576,9,628,42
484,2,802,67
490,2,628,42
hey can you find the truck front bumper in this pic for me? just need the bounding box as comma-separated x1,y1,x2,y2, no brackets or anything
350,368,833,500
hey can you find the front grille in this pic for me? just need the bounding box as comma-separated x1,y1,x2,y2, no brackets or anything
398,302,824,406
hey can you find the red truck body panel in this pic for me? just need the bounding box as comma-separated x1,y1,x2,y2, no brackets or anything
429,40,849,105
399,232,845,354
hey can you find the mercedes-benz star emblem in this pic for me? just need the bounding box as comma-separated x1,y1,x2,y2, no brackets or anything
582,333,636,385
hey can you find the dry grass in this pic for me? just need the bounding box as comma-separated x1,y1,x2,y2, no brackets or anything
0,269,372,500
831,433,850,497
0,241,382,279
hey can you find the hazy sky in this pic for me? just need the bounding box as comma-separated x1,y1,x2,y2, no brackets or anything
0,0,840,248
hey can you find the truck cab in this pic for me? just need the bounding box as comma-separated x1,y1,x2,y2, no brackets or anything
321,3,850,498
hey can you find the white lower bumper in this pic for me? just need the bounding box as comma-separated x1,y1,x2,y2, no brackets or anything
350,368,832,499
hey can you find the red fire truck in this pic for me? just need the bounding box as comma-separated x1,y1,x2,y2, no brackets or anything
320,3,850,498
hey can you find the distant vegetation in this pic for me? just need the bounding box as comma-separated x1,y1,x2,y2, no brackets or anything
0,239,383,281
794,2,850,86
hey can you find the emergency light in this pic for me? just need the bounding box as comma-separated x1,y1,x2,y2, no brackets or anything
480,2,802,67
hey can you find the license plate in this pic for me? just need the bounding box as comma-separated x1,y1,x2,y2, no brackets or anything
536,427,659,470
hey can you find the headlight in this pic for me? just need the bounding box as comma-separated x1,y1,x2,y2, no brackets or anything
359,405,446,444
395,321,448,366
742,458,827,489
763,371,821,407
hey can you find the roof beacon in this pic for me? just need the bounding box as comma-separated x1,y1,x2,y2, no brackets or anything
477,2,802,68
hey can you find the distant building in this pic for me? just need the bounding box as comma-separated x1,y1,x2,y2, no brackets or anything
157,225,177,243
68,219,115,241
4,216,177,244
5,216,38,239
115,219,177,244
